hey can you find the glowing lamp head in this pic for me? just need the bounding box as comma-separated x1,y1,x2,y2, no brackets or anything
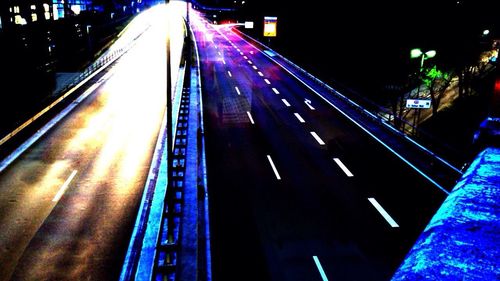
411,48,423,58
425,50,436,58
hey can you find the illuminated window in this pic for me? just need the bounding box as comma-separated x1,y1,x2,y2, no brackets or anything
52,3,63,20
44,3,50,12
45,12,50,20
32,13,37,22
31,5,36,10
14,6,20,13
71,5,81,15
15,15,27,25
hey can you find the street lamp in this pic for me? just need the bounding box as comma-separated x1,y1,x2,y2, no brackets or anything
411,48,436,71
410,48,436,134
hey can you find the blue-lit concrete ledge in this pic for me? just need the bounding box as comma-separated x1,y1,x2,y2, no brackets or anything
392,147,500,280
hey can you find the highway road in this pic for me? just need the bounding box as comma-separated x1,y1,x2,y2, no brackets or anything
0,5,185,280
191,11,449,281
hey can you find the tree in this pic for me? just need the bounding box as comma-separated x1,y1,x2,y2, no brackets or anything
422,66,453,115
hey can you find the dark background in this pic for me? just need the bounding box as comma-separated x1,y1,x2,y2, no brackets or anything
200,0,498,99
195,0,499,164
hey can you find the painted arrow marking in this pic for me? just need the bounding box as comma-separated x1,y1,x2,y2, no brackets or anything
305,99,315,110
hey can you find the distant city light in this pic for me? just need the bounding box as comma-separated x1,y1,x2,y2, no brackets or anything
71,5,81,15
14,15,27,25
52,4,59,20
483,29,490,36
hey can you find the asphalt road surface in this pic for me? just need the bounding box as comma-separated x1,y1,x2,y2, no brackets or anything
192,11,448,281
0,6,185,280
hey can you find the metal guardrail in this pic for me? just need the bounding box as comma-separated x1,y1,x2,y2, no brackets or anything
120,14,205,281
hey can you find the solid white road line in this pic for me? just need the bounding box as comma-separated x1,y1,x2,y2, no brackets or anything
294,113,306,123
53,170,78,202
310,132,326,145
333,158,354,177
368,198,399,228
313,256,329,281
246,111,255,124
267,155,281,180
272,88,280,95
264,79,271,85
235,86,241,95
282,99,291,107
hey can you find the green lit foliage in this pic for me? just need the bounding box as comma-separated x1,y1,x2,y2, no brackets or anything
423,66,449,88
423,65,453,115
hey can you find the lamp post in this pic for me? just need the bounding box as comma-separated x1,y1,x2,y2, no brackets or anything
411,48,436,72
410,48,436,134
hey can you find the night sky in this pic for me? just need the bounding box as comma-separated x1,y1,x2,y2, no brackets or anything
197,0,498,98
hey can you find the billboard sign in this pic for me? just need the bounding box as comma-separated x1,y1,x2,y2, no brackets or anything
263,16,277,37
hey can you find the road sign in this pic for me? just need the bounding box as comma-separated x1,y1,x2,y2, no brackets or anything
244,21,254,29
263,16,277,37
406,99,431,109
